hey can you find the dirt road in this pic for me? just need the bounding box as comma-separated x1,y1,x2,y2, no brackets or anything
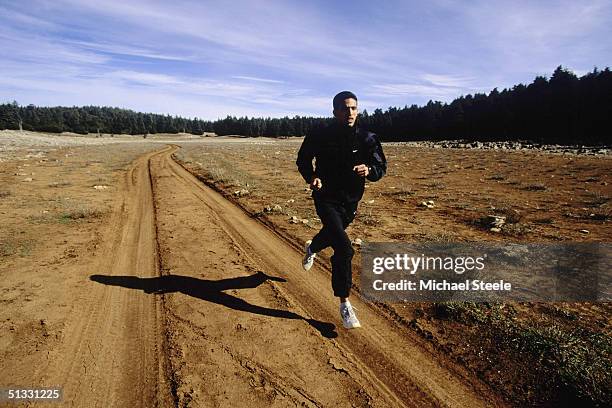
4,144,503,407
82,145,502,407
40,146,174,407
3,133,609,407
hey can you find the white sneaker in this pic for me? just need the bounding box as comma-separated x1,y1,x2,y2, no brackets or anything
339,301,361,329
302,240,316,271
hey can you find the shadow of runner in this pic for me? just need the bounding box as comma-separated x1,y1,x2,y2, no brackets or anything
90,271,338,338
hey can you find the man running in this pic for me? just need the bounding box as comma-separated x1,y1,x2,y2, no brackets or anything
296,91,387,329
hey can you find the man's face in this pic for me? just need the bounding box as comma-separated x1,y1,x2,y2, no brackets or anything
333,98,358,127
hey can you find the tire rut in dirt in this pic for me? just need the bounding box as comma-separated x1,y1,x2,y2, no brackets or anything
154,146,503,408
43,147,174,407
151,147,375,407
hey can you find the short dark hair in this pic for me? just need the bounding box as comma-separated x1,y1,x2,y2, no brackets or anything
333,91,358,110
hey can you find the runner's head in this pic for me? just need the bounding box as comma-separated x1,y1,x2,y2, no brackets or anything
333,91,358,127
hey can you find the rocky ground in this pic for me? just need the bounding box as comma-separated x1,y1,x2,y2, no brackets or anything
392,139,610,156
174,135,611,407
0,130,610,407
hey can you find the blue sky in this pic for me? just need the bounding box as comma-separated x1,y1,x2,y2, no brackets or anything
1,0,610,120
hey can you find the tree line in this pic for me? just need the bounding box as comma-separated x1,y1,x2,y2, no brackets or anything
359,66,610,145
1,66,609,145
0,103,332,139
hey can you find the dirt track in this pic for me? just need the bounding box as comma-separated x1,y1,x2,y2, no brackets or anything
39,144,500,407
2,133,609,406
42,146,173,407
0,141,513,407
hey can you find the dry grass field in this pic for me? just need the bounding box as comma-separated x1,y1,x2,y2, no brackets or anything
174,136,611,407
0,131,610,407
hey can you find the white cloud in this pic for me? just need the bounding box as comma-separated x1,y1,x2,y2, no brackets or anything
421,74,476,88
1,0,610,118
109,71,184,86
63,40,192,61
369,83,462,99
233,76,284,84
0,8,59,30
458,0,612,70
0,25,109,66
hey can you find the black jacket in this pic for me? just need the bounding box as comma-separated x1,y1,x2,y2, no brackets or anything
296,123,386,203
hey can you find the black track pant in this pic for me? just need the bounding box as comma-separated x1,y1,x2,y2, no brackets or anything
309,199,358,298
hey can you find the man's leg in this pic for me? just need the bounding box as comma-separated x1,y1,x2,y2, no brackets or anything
302,203,334,271
310,200,355,299
334,201,360,328
308,199,337,254
310,200,361,328
333,201,358,299
309,225,332,254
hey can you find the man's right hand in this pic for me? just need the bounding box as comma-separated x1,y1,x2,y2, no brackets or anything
310,177,322,190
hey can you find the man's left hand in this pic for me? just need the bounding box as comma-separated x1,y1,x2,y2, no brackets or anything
353,164,369,177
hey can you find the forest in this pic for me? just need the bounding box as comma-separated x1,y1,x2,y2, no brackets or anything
1,66,610,145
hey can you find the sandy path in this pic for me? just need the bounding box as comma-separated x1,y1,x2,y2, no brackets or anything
29,144,503,407
39,147,174,407
145,146,503,407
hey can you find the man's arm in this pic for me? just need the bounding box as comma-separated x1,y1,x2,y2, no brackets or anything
296,133,316,184
366,134,386,182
